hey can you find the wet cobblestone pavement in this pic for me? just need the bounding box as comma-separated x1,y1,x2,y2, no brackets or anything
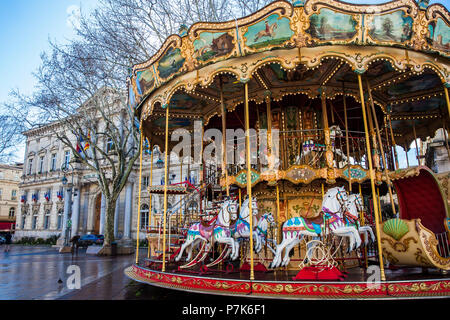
0,245,243,301
0,245,135,300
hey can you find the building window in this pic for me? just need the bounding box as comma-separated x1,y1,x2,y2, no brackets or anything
140,204,149,230
43,210,50,230
22,214,26,229
63,151,70,169
38,155,45,174
28,158,33,175
50,153,57,171
106,138,115,153
142,176,149,189
57,209,63,230
11,189,17,201
9,207,15,217
31,212,38,230
0,188,2,200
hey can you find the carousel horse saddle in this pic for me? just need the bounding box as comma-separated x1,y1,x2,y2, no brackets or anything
303,213,324,234
199,221,216,239
303,214,324,226
201,214,218,228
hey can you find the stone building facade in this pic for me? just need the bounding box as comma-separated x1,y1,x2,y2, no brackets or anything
15,103,200,242
0,164,22,232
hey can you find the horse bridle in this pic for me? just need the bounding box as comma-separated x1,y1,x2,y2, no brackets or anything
354,195,363,212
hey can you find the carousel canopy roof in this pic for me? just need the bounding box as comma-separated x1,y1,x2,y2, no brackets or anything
129,0,450,151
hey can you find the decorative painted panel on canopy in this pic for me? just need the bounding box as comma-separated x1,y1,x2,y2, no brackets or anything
128,0,450,112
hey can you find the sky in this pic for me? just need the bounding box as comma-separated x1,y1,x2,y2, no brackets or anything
0,0,448,163
0,0,99,162
0,1,99,104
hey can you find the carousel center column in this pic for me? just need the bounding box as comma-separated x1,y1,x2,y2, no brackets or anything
243,79,255,281
161,103,170,272
320,87,335,184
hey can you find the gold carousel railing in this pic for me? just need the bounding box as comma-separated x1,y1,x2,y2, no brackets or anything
220,128,397,187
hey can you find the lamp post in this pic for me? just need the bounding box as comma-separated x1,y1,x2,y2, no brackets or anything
60,162,78,249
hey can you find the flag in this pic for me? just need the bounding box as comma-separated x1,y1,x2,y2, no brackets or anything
76,142,82,153
84,131,90,151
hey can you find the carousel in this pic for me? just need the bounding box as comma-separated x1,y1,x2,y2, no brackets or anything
124,0,450,299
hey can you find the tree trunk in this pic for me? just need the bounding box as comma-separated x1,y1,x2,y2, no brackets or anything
103,198,117,247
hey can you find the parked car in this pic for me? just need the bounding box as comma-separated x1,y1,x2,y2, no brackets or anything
95,235,104,245
78,234,103,247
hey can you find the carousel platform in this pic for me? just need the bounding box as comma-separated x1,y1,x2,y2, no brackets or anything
125,263,450,300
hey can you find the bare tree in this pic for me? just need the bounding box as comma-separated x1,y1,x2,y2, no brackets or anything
76,0,274,65
0,114,25,163
9,41,141,248
7,0,273,250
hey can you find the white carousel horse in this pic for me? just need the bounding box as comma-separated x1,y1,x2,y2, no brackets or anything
220,211,276,263
229,197,259,260
270,186,361,269
175,198,238,262
253,212,276,253
346,193,375,246
296,125,348,166
330,125,349,168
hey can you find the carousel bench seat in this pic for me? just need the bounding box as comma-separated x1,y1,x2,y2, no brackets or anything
380,218,450,271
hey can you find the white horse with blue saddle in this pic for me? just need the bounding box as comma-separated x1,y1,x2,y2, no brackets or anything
270,186,361,268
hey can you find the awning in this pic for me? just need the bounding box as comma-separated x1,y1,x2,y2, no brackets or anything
0,222,14,231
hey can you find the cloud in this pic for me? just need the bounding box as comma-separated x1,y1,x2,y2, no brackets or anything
67,5,81,30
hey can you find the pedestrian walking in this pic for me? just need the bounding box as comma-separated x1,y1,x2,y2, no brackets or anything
4,233,12,252
70,235,80,256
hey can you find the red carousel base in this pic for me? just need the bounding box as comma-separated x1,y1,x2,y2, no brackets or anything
125,264,450,300
292,266,345,281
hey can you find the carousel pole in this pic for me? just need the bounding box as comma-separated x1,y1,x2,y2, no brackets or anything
404,143,410,168
359,184,368,268
412,120,420,165
244,81,255,281
366,79,397,217
239,188,242,209
200,120,204,214
276,184,281,244
377,187,382,222
265,92,281,243
384,119,393,170
357,74,386,281
135,120,144,265
443,84,450,119
442,118,450,161
179,159,183,227
220,77,229,197
147,144,154,259
342,83,352,191
364,88,380,171
162,104,170,272
387,111,399,170
266,92,273,163
320,87,334,183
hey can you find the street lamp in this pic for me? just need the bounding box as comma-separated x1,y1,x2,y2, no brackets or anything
154,148,164,169
61,162,77,247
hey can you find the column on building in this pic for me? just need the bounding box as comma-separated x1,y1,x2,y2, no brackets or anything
113,194,120,238
99,193,106,235
71,185,81,236
123,181,134,240
81,189,90,234
61,186,72,242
